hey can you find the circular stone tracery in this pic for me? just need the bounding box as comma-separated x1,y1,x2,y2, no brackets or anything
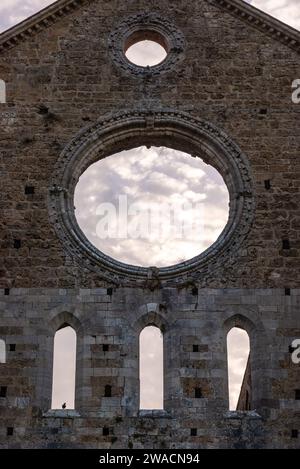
108,13,185,76
49,110,255,285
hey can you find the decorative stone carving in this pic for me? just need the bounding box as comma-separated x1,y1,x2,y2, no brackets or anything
49,109,255,286
1,0,299,54
108,13,185,77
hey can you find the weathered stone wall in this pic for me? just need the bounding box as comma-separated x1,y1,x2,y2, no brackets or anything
237,357,251,411
0,287,299,448
0,0,299,289
0,0,299,449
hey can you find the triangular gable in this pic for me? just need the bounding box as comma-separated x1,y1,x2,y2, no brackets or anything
0,0,86,52
211,0,300,53
0,0,299,54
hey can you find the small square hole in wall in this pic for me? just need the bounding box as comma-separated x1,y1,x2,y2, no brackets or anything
264,180,271,190
193,345,199,352
291,429,298,438
282,239,290,250
13,239,21,249
7,427,14,436
103,427,109,436
191,428,197,436
285,288,291,296
25,186,35,195
295,389,300,400
4,288,10,296
0,386,7,397
104,385,112,397
103,344,109,352
107,288,113,296
9,344,16,352
195,387,203,398
192,287,198,296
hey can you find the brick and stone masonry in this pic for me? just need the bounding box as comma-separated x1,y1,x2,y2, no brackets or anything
0,0,299,449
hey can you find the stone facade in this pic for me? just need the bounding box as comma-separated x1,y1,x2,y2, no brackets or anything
0,0,299,449
237,357,251,411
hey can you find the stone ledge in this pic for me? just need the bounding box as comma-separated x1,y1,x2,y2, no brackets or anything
138,409,171,419
224,410,262,420
43,409,81,419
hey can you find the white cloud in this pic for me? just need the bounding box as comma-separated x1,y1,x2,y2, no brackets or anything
74,147,230,268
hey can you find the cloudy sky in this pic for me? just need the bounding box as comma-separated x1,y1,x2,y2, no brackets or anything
1,0,297,411
75,147,229,267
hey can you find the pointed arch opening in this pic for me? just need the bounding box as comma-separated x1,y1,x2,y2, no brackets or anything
227,327,251,411
51,325,77,410
139,325,164,410
0,80,6,104
0,339,6,363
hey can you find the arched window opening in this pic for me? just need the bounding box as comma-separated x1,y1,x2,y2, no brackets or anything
0,80,6,103
139,325,163,410
51,325,76,409
0,339,6,363
227,327,250,411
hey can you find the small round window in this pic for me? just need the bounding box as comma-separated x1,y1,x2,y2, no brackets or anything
124,31,168,67
108,13,185,76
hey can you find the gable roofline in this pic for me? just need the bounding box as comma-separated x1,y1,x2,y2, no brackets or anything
0,0,85,52
210,0,300,53
0,0,299,54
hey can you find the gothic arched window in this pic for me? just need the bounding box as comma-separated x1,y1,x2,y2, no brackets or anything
51,325,77,409
139,325,164,410
227,327,251,411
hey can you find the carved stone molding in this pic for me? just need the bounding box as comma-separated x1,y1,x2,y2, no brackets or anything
48,109,255,286
108,13,185,77
0,0,299,54
209,0,300,53
0,0,86,52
